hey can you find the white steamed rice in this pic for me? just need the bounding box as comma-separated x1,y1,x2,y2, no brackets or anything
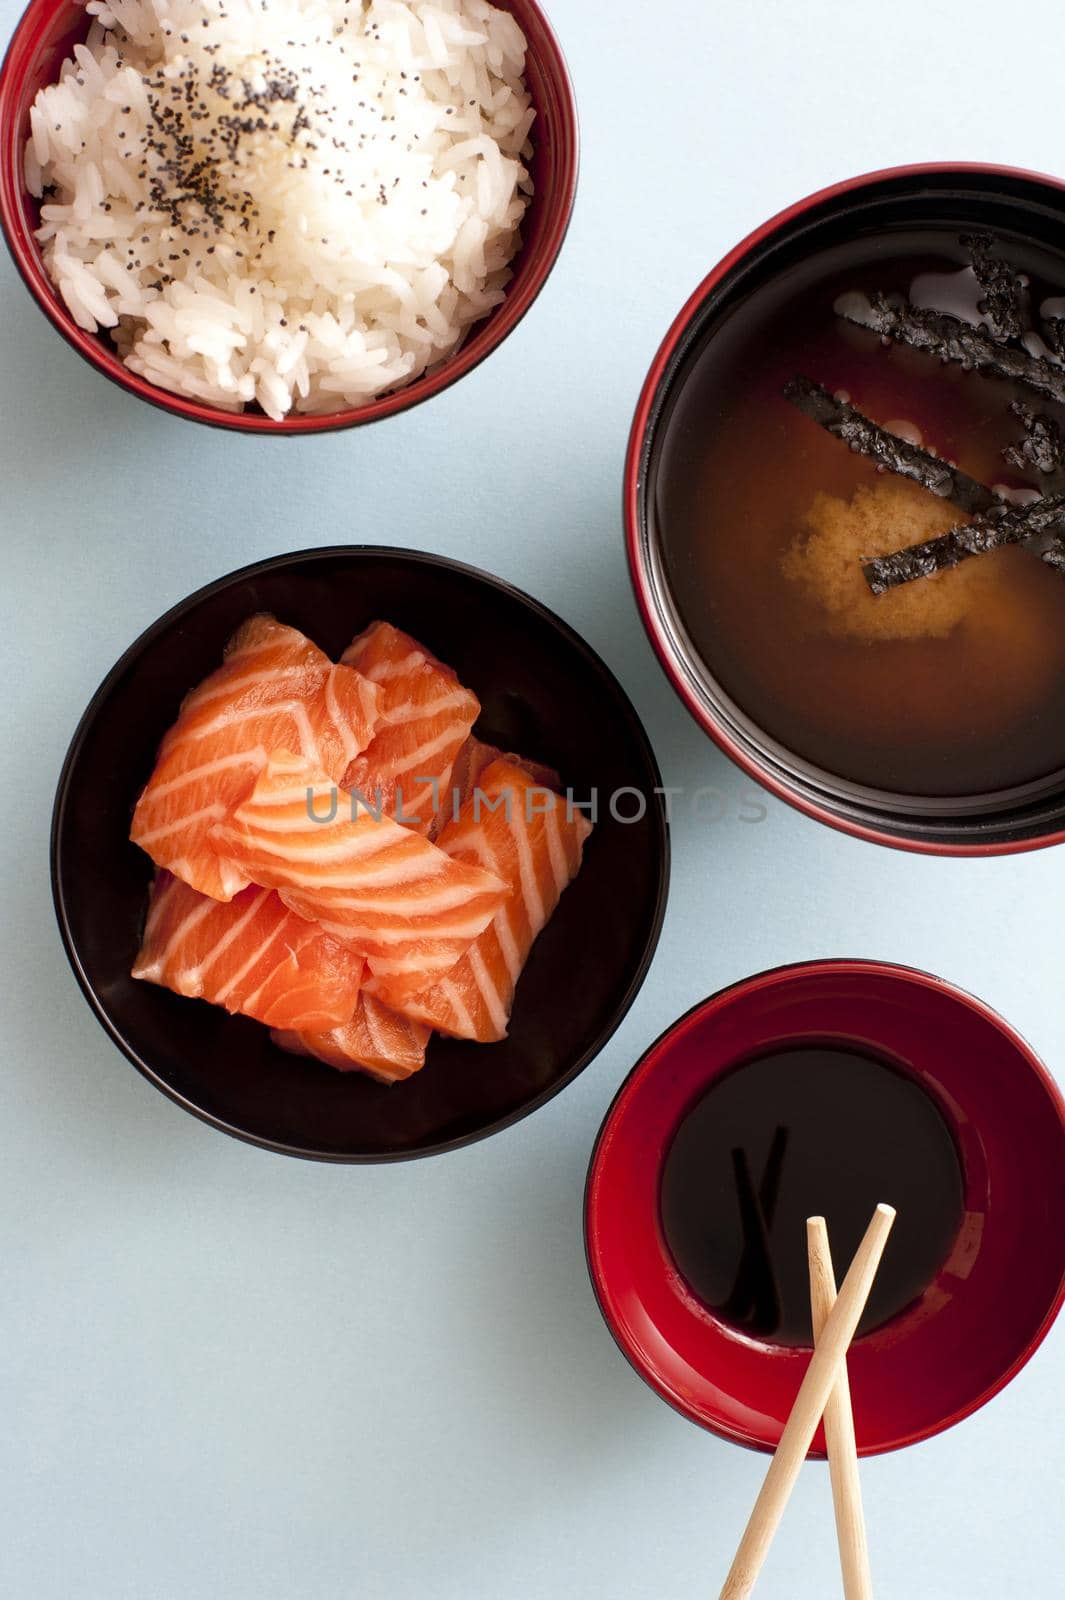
26,0,534,418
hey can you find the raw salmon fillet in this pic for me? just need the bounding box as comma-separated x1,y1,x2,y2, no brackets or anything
375,758,592,1042
131,616,382,901
209,750,507,1004
445,737,561,823
340,622,479,834
132,871,364,1032
272,995,432,1084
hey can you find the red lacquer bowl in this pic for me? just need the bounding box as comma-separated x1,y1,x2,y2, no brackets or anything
0,0,577,432
626,163,1065,855
585,960,1065,1455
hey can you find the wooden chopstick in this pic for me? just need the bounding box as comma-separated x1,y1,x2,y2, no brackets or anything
718,1204,896,1600
808,1217,874,1600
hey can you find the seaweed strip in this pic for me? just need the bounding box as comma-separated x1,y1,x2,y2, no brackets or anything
863,494,1065,594
835,291,1065,408
1003,402,1065,476
786,376,1065,587
783,376,997,513
961,233,1030,341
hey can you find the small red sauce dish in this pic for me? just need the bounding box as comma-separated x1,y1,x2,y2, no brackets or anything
0,0,577,433
585,960,1065,1456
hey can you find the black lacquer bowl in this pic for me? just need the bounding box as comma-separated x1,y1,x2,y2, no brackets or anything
52,548,669,1161
627,164,1065,855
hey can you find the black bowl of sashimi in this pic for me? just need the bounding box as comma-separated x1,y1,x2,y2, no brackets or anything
51,547,669,1162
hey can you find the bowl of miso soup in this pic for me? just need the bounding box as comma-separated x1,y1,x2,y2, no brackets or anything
627,165,1065,853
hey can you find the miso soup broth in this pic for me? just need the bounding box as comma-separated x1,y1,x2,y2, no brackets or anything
652,226,1065,803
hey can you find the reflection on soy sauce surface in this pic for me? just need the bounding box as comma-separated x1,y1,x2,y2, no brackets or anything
659,1045,965,1345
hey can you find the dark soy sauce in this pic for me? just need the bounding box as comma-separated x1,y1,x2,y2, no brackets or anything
659,1046,965,1345
653,226,1065,805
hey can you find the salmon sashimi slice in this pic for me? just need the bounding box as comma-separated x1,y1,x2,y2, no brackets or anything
272,995,432,1085
372,758,592,1042
131,615,382,901
132,872,365,1032
444,736,562,826
340,621,479,834
209,750,508,1004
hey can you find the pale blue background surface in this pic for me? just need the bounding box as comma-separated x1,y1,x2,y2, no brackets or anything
2,0,1062,1594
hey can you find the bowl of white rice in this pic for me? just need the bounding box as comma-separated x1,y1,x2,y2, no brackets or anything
0,0,577,429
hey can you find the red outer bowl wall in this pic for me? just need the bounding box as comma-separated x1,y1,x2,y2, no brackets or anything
585,961,1065,1457
0,0,578,434
624,163,1065,858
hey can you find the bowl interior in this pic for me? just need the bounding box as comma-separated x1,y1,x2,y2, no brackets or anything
631,167,1065,852
0,0,578,432
53,548,668,1160
586,961,1065,1454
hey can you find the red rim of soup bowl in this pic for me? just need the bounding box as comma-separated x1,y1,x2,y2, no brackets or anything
0,0,578,433
625,163,1065,857
584,958,1065,1457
